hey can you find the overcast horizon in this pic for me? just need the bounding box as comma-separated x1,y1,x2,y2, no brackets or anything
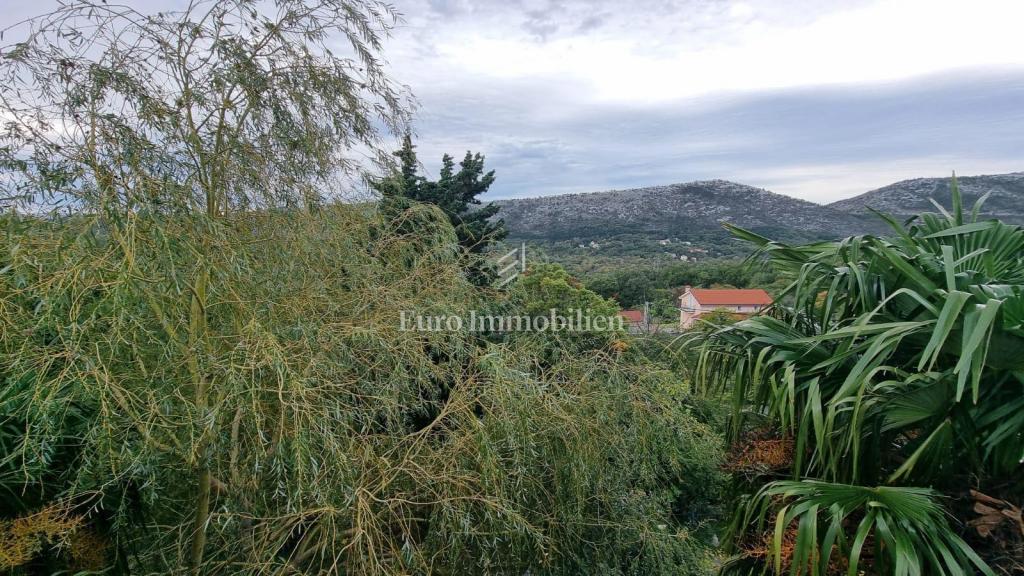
4,0,1023,204
385,0,1024,203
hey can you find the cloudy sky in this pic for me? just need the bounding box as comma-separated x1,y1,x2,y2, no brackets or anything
3,0,1022,203
383,0,1024,202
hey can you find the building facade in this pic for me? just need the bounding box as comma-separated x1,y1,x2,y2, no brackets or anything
678,286,773,329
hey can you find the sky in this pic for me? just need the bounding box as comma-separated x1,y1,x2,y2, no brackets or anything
2,0,1022,204
383,0,1024,203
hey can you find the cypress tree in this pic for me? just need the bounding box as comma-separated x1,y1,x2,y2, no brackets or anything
376,136,508,284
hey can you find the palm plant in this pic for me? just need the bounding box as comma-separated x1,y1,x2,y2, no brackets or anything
725,482,992,576
699,176,1023,573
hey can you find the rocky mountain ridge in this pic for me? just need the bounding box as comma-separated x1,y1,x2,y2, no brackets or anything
495,180,881,245
494,173,1024,248
828,172,1024,224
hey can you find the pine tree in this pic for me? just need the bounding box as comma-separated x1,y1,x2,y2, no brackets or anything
395,133,422,199
375,136,508,284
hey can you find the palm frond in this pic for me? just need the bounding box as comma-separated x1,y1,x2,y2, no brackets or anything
729,480,994,576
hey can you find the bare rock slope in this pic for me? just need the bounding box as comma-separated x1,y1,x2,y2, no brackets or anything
496,180,879,243
828,173,1024,224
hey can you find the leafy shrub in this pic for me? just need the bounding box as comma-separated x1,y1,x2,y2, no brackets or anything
1,204,725,574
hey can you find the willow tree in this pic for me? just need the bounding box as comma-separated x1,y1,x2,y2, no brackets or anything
1,0,410,571
1,3,728,575
0,0,411,213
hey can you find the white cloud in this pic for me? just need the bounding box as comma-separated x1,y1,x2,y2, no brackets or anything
393,0,1024,103
736,158,1024,204
4,0,1022,201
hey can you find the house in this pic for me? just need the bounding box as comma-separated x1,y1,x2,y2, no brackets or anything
619,306,679,335
618,308,648,333
678,286,772,329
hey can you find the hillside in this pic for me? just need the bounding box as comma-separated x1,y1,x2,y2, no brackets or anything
497,180,876,242
492,173,1024,272
494,180,880,268
829,173,1024,224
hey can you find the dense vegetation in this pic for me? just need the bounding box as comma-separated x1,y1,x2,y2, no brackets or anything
373,135,507,285
0,1,724,573
698,181,1024,574
0,206,726,574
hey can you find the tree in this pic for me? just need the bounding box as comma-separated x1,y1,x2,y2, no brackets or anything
506,264,625,361
0,0,411,215
0,1,410,571
517,263,620,320
375,135,507,284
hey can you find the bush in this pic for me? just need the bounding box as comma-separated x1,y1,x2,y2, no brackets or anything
1,204,724,574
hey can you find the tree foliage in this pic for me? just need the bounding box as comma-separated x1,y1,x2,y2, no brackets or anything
1,1,413,570
1,204,725,574
518,263,619,319
0,235,726,569
0,0,413,214
0,3,725,574
374,135,507,284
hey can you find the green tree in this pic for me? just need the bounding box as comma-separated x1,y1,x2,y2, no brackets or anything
376,135,507,284
0,0,410,571
503,264,624,360
0,4,727,575
518,264,620,319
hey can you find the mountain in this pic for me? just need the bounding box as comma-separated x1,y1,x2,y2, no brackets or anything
491,173,1023,270
828,173,1024,224
496,180,878,245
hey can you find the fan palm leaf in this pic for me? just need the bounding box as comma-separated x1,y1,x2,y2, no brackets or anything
703,175,1023,574
731,480,994,576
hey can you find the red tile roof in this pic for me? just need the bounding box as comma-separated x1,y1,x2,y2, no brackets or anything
687,288,772,306
618,309,645,323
